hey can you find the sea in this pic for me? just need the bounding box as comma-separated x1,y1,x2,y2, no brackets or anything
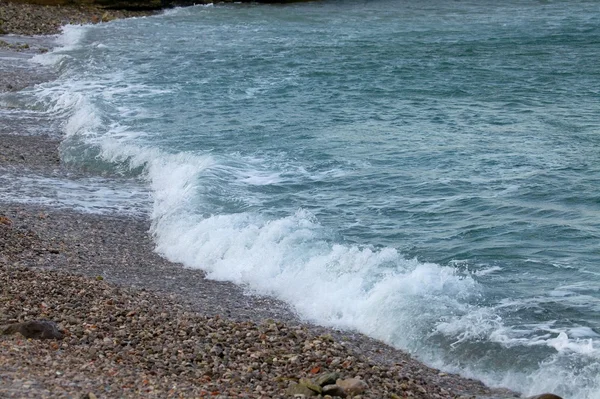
1,0,599,397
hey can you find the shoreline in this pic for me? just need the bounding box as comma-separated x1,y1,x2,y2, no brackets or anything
0,3,548,398
0,204,513,398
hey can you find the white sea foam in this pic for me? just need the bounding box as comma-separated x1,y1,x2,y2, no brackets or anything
151,199,480,347
439,353,600,399
489,325,600,356
433,294,600,398
238,171,282,185
30,25,89,66
55,25,88,50
472,265,503,276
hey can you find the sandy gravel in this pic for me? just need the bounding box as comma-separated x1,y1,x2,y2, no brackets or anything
0,134,61,171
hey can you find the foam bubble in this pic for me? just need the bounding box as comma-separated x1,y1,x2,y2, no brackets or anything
472,265,503,276
238,172,282,185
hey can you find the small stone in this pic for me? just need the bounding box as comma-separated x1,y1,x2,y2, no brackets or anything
526,395,563,399
336,378,368,396
415,384,427,394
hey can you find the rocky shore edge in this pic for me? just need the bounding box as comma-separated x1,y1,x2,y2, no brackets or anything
0,1,153,36
1,2,563,398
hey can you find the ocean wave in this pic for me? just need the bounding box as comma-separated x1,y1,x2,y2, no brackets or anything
26,15,600,399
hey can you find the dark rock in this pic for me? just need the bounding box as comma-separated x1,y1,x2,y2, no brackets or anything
525,394,563,399
315,372,340,387
322,384,346,397
94,0,163,11
210,343,224,358
2,319,64,340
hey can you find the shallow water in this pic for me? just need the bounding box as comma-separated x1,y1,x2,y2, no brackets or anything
3,1,600,397
0,172,150,215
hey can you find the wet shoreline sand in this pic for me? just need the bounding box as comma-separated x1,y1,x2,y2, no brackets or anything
0,3,532,398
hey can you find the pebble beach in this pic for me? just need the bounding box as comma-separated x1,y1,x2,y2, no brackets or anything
0,2,558,398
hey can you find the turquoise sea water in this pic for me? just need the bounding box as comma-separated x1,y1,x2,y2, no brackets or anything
3,0,600,397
